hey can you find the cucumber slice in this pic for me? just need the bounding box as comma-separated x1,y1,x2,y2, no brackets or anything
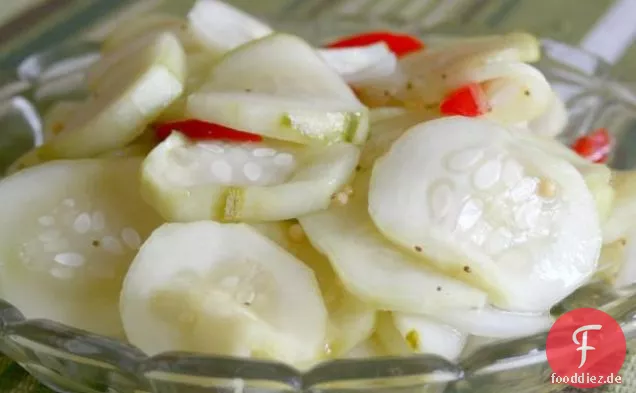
33,33,186,160
96,125,158,159
119,221,327,366
156,52,219,123
527,90,568,137
368,117,601,312
41,100,82,142
603,170,636,244
87,29,189,91
375,312,466,361
187,0,273,56
611,231,636,288
188,34,369,145
431,307,553,339
141,133,359,222
584,166,615,224
475,63,552,125
0,158,164,338
252,221,376,357
515,132,614,223
101,14,201,54
595,239,629,285
155,97,188,123
8,125,156,176
299,171,488,314
360,110,433,171
185,52,219,87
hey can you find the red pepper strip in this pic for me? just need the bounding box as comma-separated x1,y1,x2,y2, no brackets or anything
325,31,424,57
439,83,491,117
154,119,263,142
572,128,611,163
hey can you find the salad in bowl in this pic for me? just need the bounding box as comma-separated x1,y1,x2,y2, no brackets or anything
0,0,634,392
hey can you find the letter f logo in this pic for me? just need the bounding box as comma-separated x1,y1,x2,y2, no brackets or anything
572,324,602,368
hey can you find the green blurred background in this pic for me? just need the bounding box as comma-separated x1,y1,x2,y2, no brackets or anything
0,0,635,81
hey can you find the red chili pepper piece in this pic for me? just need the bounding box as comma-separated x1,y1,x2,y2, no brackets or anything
439,83,491,117
572,128,611,163
325,31,425,57
154,119,263,142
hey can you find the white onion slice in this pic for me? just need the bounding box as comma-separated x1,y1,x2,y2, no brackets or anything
318,43,398,84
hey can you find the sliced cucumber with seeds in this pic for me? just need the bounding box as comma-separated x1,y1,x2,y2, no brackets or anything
33,33,186,161
0,158,164,338
120,221,327,366
252,221,376,357
515,131,614,223
188,34,369,145
375,312,466,361
368,116,601,312
141,133,359,222
299,171,488,314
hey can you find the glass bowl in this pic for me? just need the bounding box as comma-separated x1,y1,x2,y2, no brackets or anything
2,3,636,393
